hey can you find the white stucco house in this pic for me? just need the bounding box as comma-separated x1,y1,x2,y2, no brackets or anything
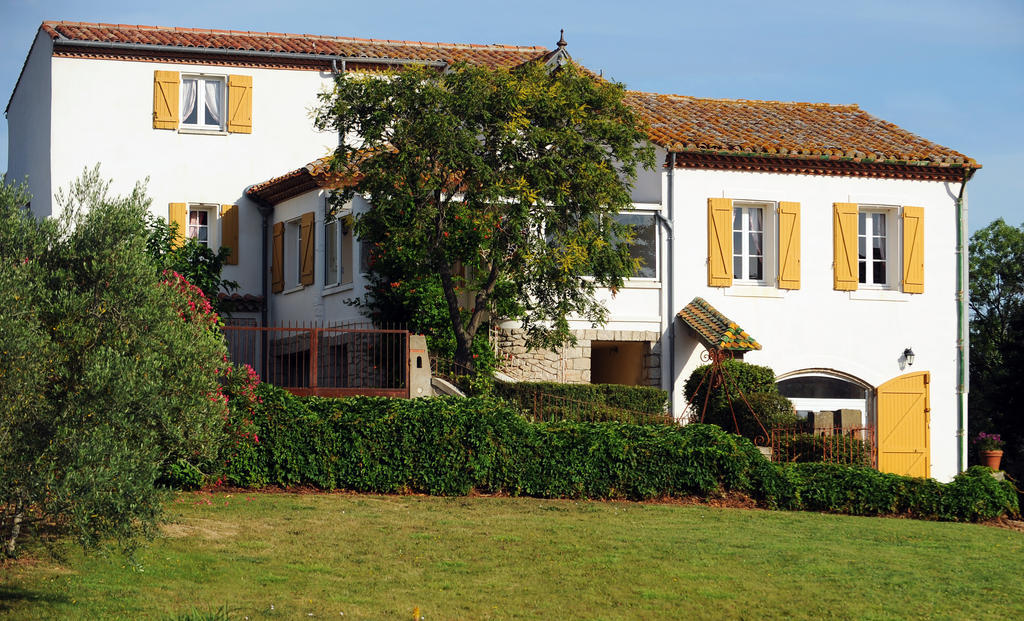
6,21,978,481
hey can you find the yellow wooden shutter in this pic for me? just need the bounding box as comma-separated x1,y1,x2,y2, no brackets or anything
877,372,930,478
168,203,187,248
153,71,179,130
272,222,284,293
221,204,239,265
300,212,315,286
227,75,253,134
777,201,801,290
833,202,859,290
902,206,924,294
707,198,733,287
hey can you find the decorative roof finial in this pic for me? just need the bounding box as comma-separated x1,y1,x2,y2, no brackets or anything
557,29,566,50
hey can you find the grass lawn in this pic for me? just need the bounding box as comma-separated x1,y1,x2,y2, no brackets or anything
1,492,1022,620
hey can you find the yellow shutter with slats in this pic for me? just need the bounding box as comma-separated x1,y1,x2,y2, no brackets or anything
902,206,924,294
707,198,733,287
153,71,179,130
221,204,239,265
877,372,930,478
300,212,315,286
227,75,253,134
777,201,801,290
272,222,284,293
169,203,187,248
833,202,859,290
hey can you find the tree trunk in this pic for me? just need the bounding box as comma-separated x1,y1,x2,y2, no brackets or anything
3,508,24,558
438,262,477,370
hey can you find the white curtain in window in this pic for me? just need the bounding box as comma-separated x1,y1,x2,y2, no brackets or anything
204,81,222,125
181,79,197,123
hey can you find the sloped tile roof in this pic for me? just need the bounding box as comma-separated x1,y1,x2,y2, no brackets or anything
678,297,762,352
246,156,360,206
41,21,549,69
626,91,977,169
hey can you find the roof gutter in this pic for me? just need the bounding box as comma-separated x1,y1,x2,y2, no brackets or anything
52,37,450,69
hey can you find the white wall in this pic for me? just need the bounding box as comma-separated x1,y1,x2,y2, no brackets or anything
270,190,370,327
47,56,339,294
6,31,53,217
663,167,961,480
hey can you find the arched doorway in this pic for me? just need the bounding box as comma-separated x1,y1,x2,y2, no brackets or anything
775,370,873,427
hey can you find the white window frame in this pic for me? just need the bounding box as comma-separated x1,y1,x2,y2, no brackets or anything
324,208,353,289
857,206,898,290
730,200,776,286
180,74,226,131
614,210,659,281
187,204,218,249
284,217,303,290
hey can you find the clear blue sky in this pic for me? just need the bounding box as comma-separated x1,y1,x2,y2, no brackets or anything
2,0,1021,232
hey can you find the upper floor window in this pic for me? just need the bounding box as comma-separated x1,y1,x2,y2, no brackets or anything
153,70,251,133
182,76,225,130
858,209,891,287
613,212,658,279
732,204,765,282
325,210,354,288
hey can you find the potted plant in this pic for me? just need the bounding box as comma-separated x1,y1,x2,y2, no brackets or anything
973,432,1005,470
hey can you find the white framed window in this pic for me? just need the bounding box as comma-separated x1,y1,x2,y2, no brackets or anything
732,204,766,282
187,204,216,248
858,207,896,288
284,218,302,290
325,210,354,288
613,212,659,280
181,75,226,130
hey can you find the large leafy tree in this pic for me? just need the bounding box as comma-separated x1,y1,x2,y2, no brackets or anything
314,61,655,367
969,218,1024,483
0,170,229,558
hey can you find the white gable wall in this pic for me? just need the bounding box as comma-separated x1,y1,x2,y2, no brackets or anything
46,56,338,293
6,31,53,217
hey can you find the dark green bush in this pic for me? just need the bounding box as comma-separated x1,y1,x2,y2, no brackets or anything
783,463,1019,521
774,433,873,467
702,392,798,439
214,384,1019,522
684,360,778,424
494,381,668,423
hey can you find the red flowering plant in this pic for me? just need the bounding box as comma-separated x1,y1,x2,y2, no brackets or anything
213,362,267,488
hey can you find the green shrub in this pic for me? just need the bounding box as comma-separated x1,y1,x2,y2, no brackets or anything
684,360,778,424
783,463,1019,520
774,433,874,467
164,459,205,491
701,392,798,439
213,384,1019,523
494,381,669,423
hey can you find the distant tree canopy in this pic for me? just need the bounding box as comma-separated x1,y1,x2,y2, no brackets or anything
314,60,655,367
969,218,1024,483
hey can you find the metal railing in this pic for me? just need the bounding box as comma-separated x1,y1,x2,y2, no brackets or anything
768,425,876,467
223,322,410,398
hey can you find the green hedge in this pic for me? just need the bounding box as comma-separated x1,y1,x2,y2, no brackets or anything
494,381,669,423
684,360,778,421
214,384,1018,522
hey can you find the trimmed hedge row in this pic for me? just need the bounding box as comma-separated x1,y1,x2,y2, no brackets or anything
217,385,1018,522
494,380,669,422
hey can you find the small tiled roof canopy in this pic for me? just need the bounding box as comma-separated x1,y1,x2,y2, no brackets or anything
626,91,979,176
246,156,368,206
40,21,550,69
678,297,762,352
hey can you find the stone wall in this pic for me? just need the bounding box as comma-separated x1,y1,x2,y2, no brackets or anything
495,328,662,386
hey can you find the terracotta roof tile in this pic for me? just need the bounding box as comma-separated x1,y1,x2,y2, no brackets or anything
41,21,549,69
678,297,762,352
627,91,977,169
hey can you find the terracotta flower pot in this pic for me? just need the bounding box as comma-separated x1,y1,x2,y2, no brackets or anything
981,450,1003,471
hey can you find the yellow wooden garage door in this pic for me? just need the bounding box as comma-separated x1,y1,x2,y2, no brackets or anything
877,372,930,478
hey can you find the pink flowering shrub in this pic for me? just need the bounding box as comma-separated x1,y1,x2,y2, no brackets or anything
214,362,267,487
